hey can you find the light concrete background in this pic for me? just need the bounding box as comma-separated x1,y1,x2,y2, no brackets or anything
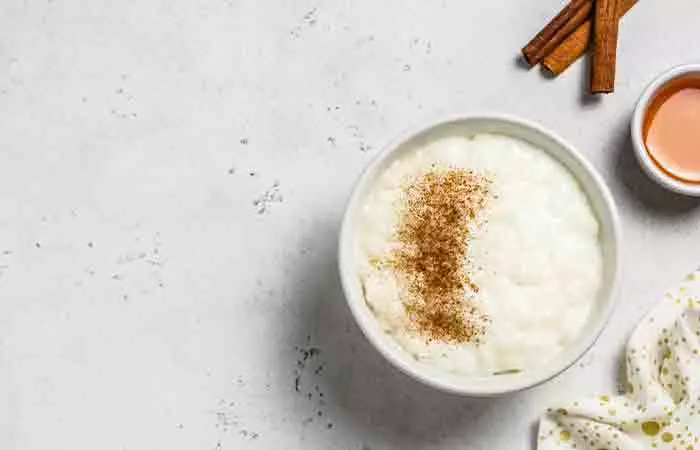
1,0,700,449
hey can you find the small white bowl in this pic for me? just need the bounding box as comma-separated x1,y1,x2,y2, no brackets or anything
338,115,621,396
632,64,700,197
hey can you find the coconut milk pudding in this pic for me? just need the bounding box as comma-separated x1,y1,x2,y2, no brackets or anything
355,133,603,376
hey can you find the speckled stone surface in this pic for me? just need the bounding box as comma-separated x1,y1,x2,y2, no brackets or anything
1,1,700,449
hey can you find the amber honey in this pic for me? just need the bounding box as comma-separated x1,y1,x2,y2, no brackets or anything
643,75,700,183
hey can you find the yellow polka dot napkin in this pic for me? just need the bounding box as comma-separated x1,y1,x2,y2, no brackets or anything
538,269,700,450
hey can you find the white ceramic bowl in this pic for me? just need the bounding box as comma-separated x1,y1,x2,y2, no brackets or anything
338,115,621,396
632,64,700,197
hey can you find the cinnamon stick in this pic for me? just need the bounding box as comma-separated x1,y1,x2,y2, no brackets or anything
531,1,593,65
591,0,620,93
543,0,636,76
522,0,591,66
543,21,593,76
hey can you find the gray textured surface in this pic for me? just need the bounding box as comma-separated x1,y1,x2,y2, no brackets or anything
1,1,700,449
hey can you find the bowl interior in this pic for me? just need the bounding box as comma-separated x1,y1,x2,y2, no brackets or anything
339,116,620,396
632,65,700,196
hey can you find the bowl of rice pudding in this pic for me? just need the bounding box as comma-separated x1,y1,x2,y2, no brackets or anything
338,115,620,396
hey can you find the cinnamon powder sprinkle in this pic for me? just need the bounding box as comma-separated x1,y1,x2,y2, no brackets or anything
390,167,491,344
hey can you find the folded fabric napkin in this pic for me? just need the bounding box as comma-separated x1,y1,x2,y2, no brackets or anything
538,269,700,450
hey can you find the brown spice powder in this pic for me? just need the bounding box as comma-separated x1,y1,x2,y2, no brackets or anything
390,167,490,344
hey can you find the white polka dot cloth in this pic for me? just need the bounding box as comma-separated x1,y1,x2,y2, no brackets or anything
538,269,700,450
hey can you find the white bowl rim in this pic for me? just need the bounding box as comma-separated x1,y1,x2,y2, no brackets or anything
631,63,700,197
338,113,621,396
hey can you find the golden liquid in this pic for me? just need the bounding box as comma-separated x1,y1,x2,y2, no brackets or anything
643,75,700,183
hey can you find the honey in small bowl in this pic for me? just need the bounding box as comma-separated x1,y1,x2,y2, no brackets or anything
643,74,700,183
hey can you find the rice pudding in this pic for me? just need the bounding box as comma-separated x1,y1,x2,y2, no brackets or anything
355,133,603,376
